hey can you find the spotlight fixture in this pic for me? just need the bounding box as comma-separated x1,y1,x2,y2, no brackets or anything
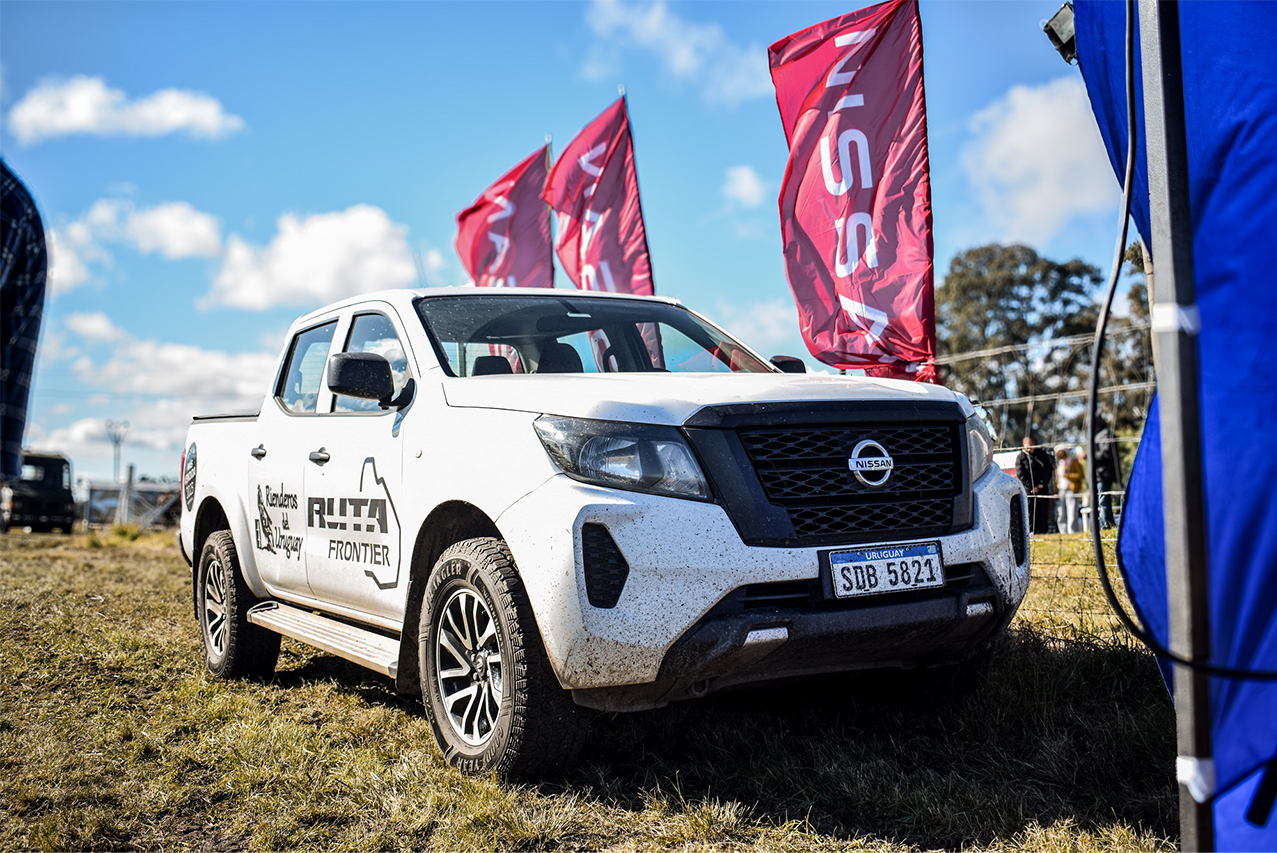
1043,2,1077,65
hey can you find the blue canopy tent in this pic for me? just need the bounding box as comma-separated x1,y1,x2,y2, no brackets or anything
1075,2,1277,848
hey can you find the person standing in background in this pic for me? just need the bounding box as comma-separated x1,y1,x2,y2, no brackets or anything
1094,417,1122,530
1075,446,1090,529
1017,436,1056,534
0,159,48,482
1055,446,1084,533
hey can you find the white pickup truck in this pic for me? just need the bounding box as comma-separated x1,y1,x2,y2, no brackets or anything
178,287,1029,778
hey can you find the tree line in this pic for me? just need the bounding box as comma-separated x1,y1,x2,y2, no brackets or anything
936,243,1153,457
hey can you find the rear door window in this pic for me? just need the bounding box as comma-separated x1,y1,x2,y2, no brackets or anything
277,321,338,414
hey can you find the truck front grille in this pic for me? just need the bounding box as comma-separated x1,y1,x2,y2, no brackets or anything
737,424,961,546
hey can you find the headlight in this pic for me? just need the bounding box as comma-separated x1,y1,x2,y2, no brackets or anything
534,415,711,500
966,412,995,484
955,392,995,484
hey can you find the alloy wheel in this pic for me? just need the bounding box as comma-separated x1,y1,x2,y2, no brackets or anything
203,558,228,658
435,588,504,746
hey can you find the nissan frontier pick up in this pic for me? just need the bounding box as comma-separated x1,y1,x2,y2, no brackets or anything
178,287,1029,778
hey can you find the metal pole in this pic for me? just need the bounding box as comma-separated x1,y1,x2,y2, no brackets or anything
105,420,129,482
1137,2,1214,849
116,463,134,526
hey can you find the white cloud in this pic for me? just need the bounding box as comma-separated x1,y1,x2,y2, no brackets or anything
206,204,417,310
44,197,222,293
423,248,445,275
701,165,771,239
125,202,221,258
584,0,772,106
722,165,768,209
30,328,278,461
72,337,275,402
33,327,76,362
64,312,127,343
961,76,1119,245
84,199,126,231
711,297,805,356
8,75,245,144
29,410,187,460
47,220,111,294
23,417,113,458
258,324,292,354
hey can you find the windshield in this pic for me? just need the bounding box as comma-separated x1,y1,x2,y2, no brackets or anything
20,458,71,489
415,294,774,377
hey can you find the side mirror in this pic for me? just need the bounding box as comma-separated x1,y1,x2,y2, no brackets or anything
328,352,395,404
770,355,807,374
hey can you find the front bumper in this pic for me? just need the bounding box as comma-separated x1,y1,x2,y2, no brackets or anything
497,467,1029,708
5,511,75,529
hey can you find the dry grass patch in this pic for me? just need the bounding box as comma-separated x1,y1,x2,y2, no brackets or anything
0,531,1175,851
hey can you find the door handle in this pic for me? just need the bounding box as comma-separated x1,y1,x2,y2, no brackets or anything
250,445,267,460
309,448,331,464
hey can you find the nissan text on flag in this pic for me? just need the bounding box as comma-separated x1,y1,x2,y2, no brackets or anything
771,0,938,381
178,287,1030,778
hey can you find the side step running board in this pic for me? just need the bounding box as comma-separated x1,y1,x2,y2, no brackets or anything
247,602,400,679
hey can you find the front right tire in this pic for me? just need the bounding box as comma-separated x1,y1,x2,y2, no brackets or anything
419,537,588,779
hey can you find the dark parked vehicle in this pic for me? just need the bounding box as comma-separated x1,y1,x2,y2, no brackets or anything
1,452,76,533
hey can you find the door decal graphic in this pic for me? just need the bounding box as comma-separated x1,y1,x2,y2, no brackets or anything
307,457,402,589
255,484,303,559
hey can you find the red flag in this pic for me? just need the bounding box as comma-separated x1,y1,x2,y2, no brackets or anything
543,98,653,296
455,145,553,289
770,0,937,382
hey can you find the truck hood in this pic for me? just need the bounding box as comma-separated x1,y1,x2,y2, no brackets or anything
440,372,960,425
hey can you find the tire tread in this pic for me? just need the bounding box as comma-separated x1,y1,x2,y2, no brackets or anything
421,536,588,779
200,530,280,678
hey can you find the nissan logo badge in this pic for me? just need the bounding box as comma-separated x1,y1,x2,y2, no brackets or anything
848,439,894,487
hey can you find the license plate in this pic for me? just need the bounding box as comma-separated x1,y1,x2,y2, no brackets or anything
829,542,945,599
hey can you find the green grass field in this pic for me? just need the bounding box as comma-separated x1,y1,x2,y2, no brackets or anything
0,529,1176,851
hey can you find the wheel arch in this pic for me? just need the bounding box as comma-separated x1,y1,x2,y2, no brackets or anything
193,496,230,557
396,500,502,694
191,497,231,620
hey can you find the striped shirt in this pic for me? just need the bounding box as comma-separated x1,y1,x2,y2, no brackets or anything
1,159,48,480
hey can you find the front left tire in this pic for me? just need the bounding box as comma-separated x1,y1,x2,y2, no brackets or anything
419,537,589,779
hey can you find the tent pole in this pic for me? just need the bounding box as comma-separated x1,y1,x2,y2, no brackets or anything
1137,1,1214,849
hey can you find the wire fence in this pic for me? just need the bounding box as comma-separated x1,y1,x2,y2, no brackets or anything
946,326,1155,646
1018,525,1135,643
996,441,1144,646
83,480,181,529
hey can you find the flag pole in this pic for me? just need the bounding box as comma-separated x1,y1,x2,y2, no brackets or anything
1137,1,1214,849
618,83,655,295
544,134,558,288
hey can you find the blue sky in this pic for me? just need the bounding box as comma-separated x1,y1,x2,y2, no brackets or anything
1,0,1120,482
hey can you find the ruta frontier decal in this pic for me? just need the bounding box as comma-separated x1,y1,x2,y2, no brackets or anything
255,483,302,559
307,456,402,589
